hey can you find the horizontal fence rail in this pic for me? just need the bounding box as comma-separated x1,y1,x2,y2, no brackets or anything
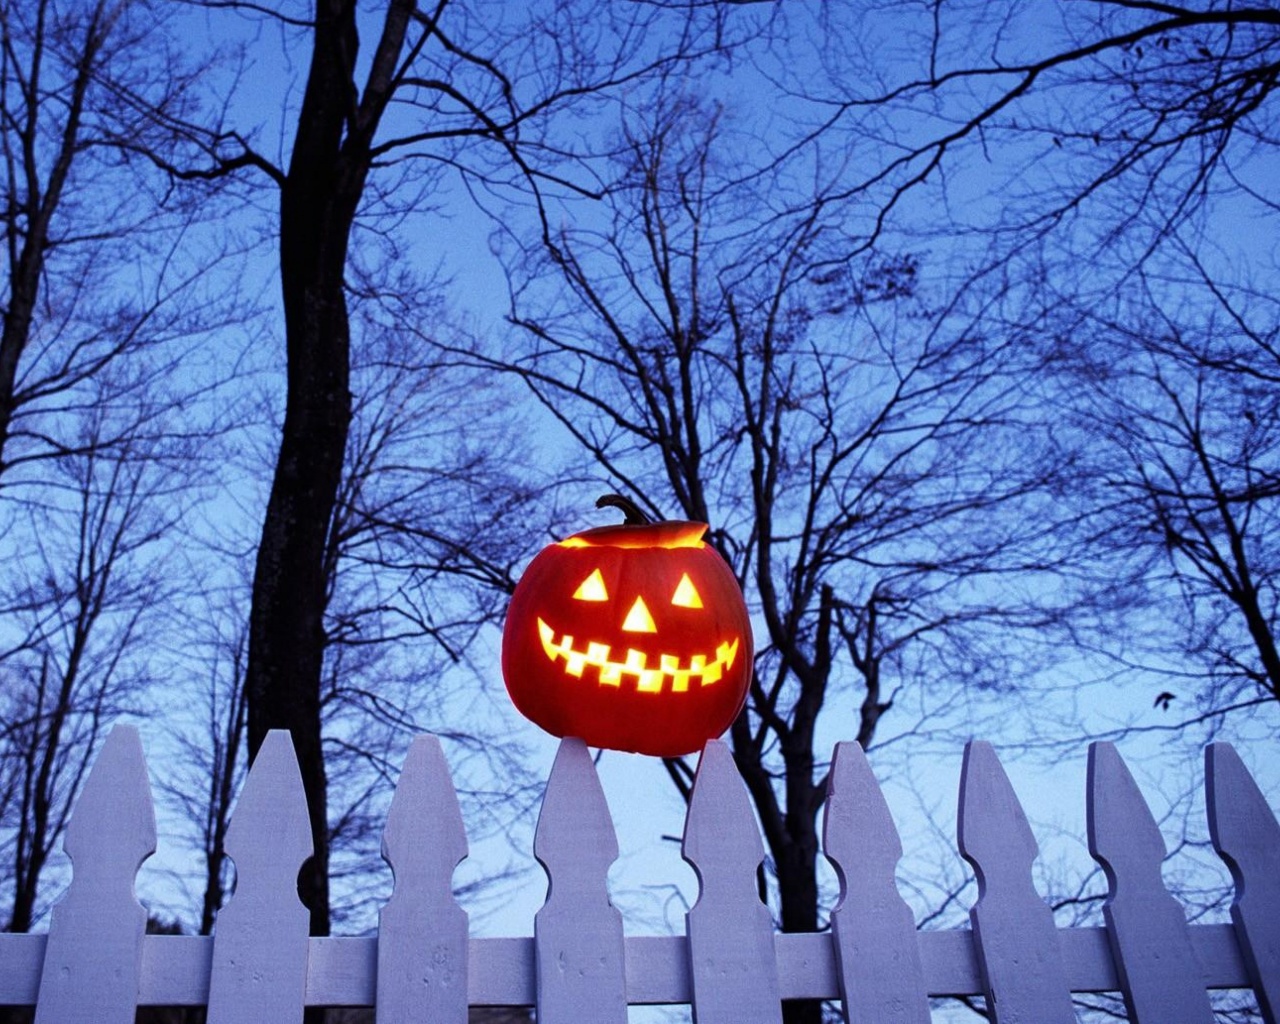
0,726,1276,1023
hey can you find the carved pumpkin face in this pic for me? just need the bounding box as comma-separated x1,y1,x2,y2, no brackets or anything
502,519,753,756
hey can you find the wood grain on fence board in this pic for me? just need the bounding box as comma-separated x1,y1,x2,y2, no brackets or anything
34,724,155,1024
533,737,627,1024
377,733,469,1023
1207,742,1280,1024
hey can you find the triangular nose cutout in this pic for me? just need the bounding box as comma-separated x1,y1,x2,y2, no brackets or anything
622,595,657,632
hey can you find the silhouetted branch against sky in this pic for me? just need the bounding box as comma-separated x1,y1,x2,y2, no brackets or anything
0,2,1275,978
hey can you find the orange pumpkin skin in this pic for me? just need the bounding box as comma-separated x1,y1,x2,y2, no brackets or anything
502,520,752,756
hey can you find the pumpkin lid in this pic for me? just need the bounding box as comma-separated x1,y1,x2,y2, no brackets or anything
558,520,708,550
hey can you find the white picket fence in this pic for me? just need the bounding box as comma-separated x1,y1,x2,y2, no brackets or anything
0,726,1276,1023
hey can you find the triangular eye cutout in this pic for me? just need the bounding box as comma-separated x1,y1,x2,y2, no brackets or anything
572,568,608,602
671,573,703,608
622,596,657,632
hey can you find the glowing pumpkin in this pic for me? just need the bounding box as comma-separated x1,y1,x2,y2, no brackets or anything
502,499,753,756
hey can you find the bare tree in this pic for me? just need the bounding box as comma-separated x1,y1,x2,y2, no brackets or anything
776,2,1279,254
157,590,249,940
486,98,1070,1024
799,1,1280,734
0,400,185,933
318,325,551,930
1037,247,1279,730
138,0,755,938
0,0,233,485
0,0,251,948
718,3,1279,748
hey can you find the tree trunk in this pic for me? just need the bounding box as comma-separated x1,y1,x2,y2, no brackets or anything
730,714,826,1024
776,768,823,1024
0,168,54,480
244,0,367,941
778,869,823,1024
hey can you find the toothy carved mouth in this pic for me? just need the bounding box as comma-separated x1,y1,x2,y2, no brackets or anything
537,618,739,694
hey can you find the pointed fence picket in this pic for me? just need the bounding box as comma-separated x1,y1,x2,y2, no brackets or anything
1207,742,1280,1022
682,740,781,1024
377,733,469,1024
1088,741,1215,1024
0,725,1276,1023
33,725,154,1024
533,737,627,1024
959,740,1076,1024
207,729,312,1024
823,741,930,1024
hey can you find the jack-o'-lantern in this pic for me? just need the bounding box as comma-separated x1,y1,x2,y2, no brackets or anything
502,496,753,756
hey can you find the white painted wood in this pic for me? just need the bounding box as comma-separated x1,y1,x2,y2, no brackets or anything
308,935,375,1004
139,933,212,1005
4,921,1257,1009
1206,742,1280,1024
468,936,535,1005
5,732,1276,1019
822,740,929,1024
958,740,1074,1024
206,729,312,1024
377,734,470,1024
0,933,44,1004
533,737,627,1023
34,724,155,1024
683,740,782,1024
1087,741,1214,1022
624,935,691,1003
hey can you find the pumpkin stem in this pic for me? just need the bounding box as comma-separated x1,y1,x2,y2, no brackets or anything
596,493,655,525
